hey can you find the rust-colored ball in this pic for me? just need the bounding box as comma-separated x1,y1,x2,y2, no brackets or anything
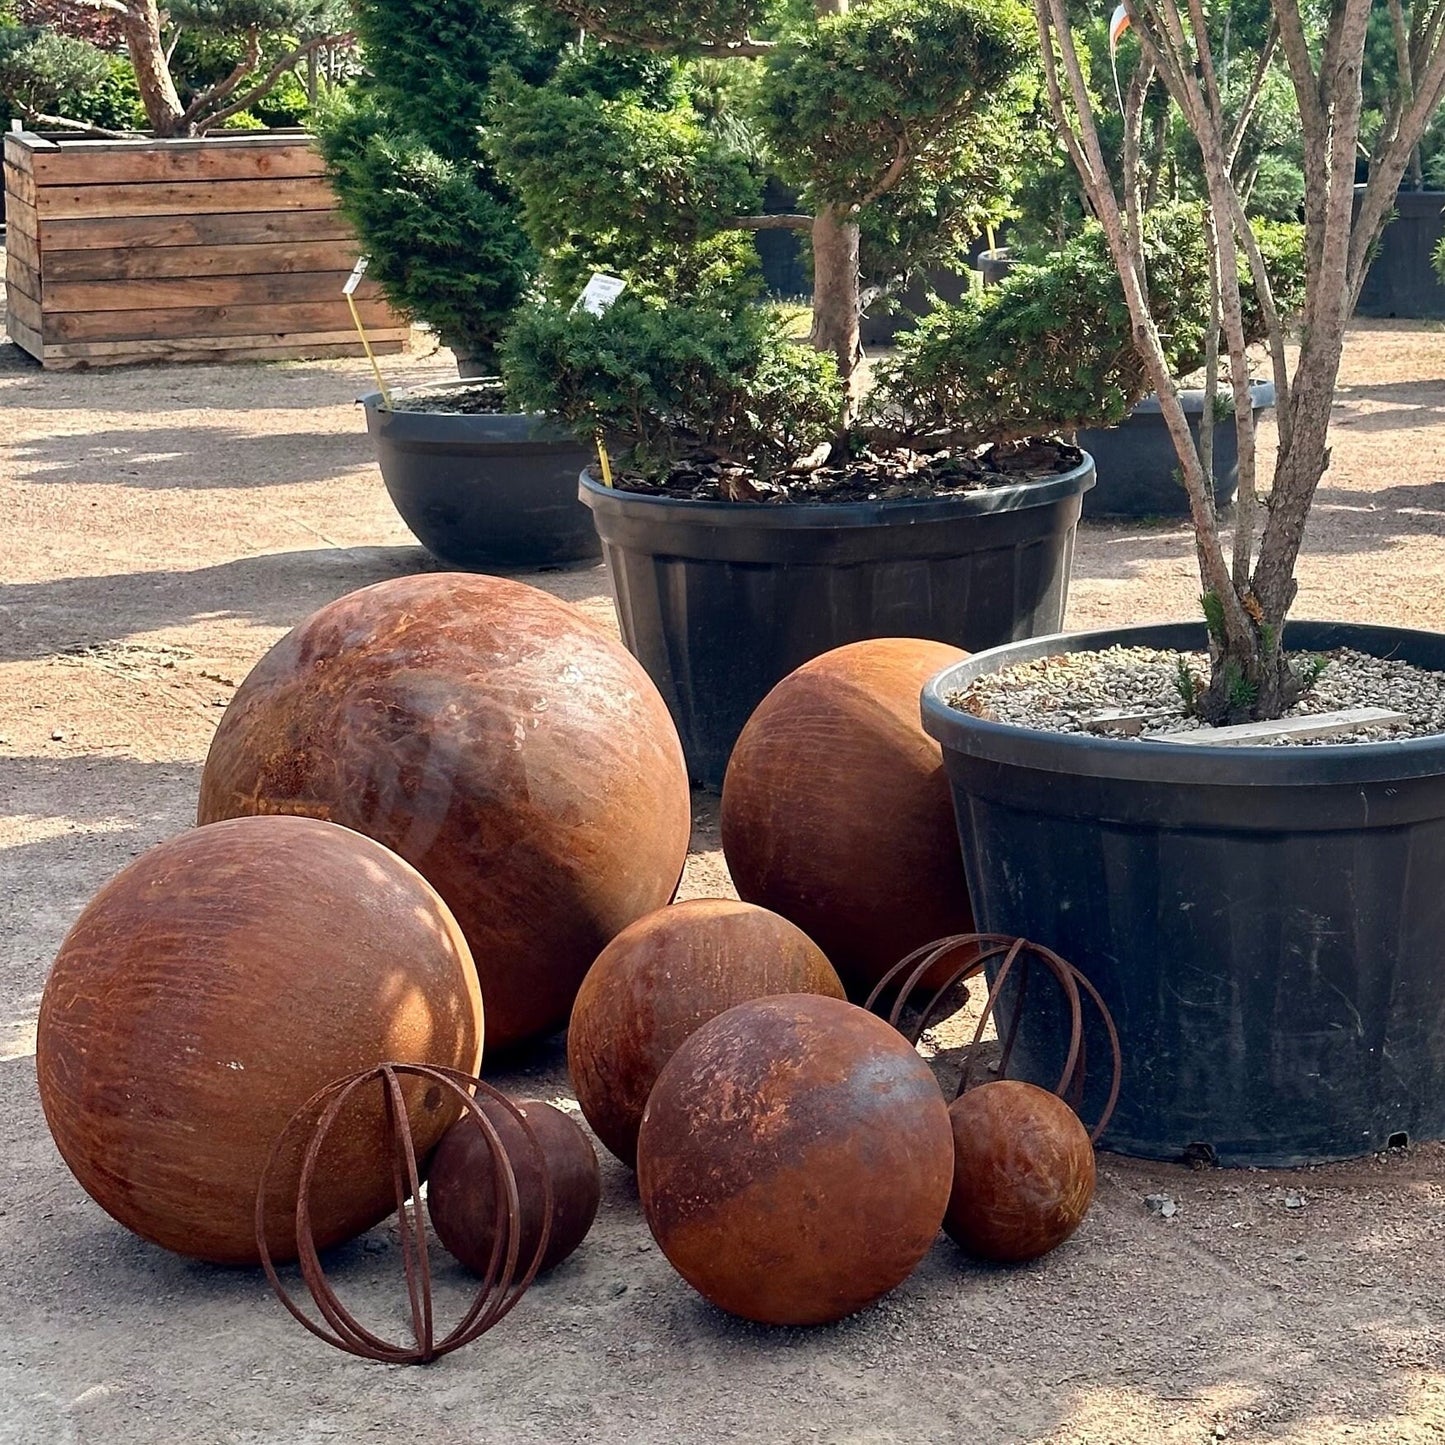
944,1081,1096,1263
568,899,845,1167
35,816,482,1265
721,638,974,1000
428,1097,600,1276
636,994,954,1325
196,572,691,1049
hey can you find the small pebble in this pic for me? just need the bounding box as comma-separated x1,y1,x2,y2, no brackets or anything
1145,1193,1178,1218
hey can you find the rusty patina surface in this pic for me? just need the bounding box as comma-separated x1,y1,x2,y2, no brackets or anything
196,572,691,1048
568,898,845,1166
636,994,953,1326
720,638,974,999
36,816,482,1266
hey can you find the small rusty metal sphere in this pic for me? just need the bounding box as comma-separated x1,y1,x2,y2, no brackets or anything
721,638,974,1000
636,994,954,1326
568,898,846,1166
944,1081,1096,1264
429,1097,600,1275
196,572,691,1049
36,817,482,1265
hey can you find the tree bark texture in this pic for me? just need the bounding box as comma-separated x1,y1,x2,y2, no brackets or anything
121,0,187,136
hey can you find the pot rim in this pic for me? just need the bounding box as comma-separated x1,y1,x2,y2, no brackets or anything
359,377,536,416
1124,379,1276,418
579,451,1096,527
921,619,1445,786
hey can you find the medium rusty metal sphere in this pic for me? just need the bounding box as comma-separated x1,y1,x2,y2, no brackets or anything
428,1096,600,1276
568,898,846,1167
636,994,954,1325
944,1081,1096,1263
721,638,974,1000
36,816,482,1265
196,572,691,1049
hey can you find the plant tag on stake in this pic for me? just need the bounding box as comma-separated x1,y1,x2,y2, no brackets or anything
573,275,627,485
343,256,370,296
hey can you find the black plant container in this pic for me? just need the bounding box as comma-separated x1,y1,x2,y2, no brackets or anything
1076,381,1275,519
1354,188,1445,320
581,456,1095,788
362,382,600,571
922,620,1445,1167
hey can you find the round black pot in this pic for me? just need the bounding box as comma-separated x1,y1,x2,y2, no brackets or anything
1076,381,1275,519
580,456,1096,789
977,247,1014,287
1353,188,1445,319
362,382,601,571
922,619,1445,1167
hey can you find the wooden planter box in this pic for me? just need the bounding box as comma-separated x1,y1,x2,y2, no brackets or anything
2,129,406,369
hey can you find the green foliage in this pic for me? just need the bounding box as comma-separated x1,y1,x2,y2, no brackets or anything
0,23,109,119
1174,656,1201,715
756,0,1034,205
538,0,775,51
1292,652,1330,694
1200,589,1227,645
500,296,842,477
167,0,349,33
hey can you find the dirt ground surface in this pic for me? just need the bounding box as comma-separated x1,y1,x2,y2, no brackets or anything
4,304,1445,1445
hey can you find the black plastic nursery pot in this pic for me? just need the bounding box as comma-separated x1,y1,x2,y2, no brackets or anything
580,455,1096,789
922,619,1445,1167
362,381,601,571
1353,188,1445,320
1076,381,1275,520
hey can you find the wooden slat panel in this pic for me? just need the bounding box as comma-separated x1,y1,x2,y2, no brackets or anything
3,132,39,173
5,309,46,362
42,271,384,312
42,328,409,359
44,297,397,342
40,338,407,370
43,239,362,282
33,176,338,221
38,208,356,251
7,254,42,305
30,142,326,186
4,161,37,209
6,224,42,273
7,283,44,335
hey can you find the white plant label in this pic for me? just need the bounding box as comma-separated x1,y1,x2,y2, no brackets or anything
343,257,370,297
573,273,626,316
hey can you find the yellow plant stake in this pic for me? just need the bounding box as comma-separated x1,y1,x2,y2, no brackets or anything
344,257,393,411
596,434,615,487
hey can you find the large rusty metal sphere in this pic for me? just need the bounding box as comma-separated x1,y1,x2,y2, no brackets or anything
720,638,974,1000
429,1097,600,1276
636,994,954,1325
568,899,845,1167
36,816,482,1265
196,573,691,1049
944,1081,1096,1263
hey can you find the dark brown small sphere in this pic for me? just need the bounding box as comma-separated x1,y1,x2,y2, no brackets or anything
637,994,954,1326
196,572,691,1049
568,898,845,1166
36,816,482,1265
721,638,974,999
428,1098,600,1276
944,1081,1096,1263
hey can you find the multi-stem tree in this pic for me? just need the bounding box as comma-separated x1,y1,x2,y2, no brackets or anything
495,0,1037,419
1034,0,1445,722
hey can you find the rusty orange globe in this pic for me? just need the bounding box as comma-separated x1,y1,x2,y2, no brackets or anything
720,638,974,999
636,994,954,1325
196,573,691,1049
568,898,845,1166
944,1081,1096,1263
35,816,482,1265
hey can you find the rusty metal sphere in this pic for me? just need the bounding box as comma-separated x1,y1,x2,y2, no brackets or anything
36,817,482,1266
636,994,954,1326
944,1081,1096,1264
429,1097,600,1275
568,898,846,1167
196,572,691,1049
721,638,974,1000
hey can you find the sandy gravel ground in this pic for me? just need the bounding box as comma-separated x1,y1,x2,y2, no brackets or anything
3,313,1445,1445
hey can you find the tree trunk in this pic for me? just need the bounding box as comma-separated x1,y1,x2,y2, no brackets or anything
809,204,862,420
122,1,187,137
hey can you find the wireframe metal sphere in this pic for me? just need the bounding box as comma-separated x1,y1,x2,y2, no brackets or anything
36,817,482,1265
636,994,954,1326
429,1096,600,1276
944,1081,1096,1263
568,898,845,1166
720,638,974,999
195,572,691,1049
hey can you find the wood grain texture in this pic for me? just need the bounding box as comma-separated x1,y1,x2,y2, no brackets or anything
36,340,407,369
5,222,41,273
33,175,338,220
39,208,355,251
42,271,384,312
30,140,326,186
43,239,361,283
3,161,36,209
44,297,395,343
41,328,408,360
5,309,45,362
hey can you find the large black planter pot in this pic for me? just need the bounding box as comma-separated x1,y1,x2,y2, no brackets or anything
362,382,601,571
1076,381,1275,519
580,456,1096,788
1354,188,1445,319
922,620,1445,1167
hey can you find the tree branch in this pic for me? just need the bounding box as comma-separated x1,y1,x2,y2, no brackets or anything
1226,19,1279,173
196,31,356,132
729,214,815,231
28,111,143,139
854,135,911,210
181,27,260,127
